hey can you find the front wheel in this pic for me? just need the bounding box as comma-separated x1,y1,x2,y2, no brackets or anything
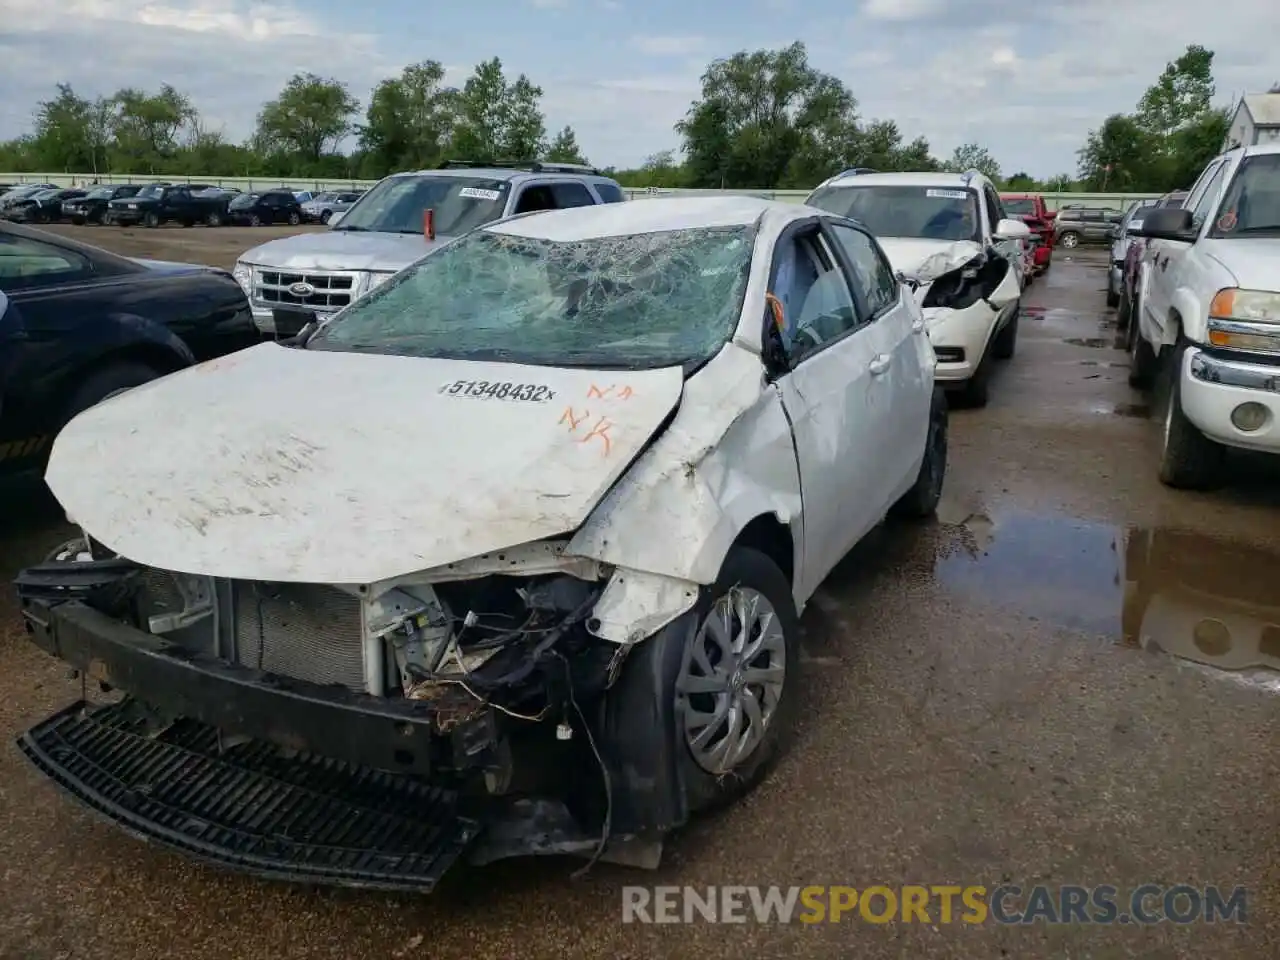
1058,231,1080,249
1128,305,1158,389
993,306,1019,360
891,387,948,519
249,214,261,227
320,209,332,224
1158,345,1226,490
205,210,222,227
143,212,160,228
288,211,301,226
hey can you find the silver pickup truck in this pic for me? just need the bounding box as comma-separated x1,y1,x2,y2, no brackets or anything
232,162,627,337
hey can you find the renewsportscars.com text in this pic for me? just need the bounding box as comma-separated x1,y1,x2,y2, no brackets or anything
621,885,1248,925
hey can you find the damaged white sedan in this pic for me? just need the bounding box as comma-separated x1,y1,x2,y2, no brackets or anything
806,170,1030,406
15,196,946,891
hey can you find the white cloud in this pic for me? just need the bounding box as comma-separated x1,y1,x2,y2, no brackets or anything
631,35,707,57
861,0,945,22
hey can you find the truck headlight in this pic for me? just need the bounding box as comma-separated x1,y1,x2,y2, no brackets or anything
1209,288,1280,324
232,261,252,296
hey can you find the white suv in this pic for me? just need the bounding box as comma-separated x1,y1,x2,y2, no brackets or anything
806,171,1030,406
1128,144,1280,489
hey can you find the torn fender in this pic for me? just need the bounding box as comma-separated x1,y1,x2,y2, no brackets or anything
568,342,803,592
589,568,700,645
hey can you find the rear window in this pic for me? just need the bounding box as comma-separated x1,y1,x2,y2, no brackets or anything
1002,197,1037,216
594,182,626,204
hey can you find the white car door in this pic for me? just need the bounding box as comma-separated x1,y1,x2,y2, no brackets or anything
825,219,931,497
769,220,891,597
1144,159,1229,341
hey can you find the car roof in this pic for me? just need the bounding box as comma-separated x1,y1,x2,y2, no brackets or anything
488,195,804,241
818,171,985,190
388,166,620,186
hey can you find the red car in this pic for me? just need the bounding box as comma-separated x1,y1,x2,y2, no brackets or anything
1000,193,1056,274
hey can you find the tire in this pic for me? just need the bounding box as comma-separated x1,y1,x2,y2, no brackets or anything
249,214,261,227
320,210,332,224
992,305,1019,360
1058,231,1080,249
63,361,162,424
605,547,799,822
958,356,991,408
181,219,194,228
205,210,222,227
1158,344,1225,490
288,211,301,226
71,216,86,226
890,387,948,519
1116,289,1132,331
1106,284,1120,308
1128,302,1158,389
143,212,160,228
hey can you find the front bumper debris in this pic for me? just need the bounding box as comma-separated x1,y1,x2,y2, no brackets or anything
20,699,479,892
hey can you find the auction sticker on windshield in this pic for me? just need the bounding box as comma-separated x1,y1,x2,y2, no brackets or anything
439,379,557,402
927,189,969,200
458,187,502,201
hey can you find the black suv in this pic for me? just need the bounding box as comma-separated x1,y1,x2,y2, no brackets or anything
226,190,304,227
64,185,143,225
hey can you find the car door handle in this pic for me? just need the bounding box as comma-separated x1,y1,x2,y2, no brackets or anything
868,354,892,376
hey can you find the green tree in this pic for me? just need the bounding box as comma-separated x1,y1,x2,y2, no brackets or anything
850,120,940,172
1168,107,1230,189
29,84,94,172
359,60,458,176
108,84,197,172
1136,45,1215,137
255,73,359,162
545,125,587,164
449,58,547,161
945,142,1002,181
1002,171,1039,190
678,42,862,189
1077,114,1157,190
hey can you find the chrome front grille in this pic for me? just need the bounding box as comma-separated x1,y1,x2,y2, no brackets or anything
254,269,358,311
232,581,366,691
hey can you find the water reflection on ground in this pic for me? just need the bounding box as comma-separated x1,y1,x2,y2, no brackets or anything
931,509,1280,692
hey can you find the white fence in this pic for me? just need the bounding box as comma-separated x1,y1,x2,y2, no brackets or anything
0,172,1161,211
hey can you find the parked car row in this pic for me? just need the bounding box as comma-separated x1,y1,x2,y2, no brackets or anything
9,151,1270,897
1109,143,1280,491
0,183,352,228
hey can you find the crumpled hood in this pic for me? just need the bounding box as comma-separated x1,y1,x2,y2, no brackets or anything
240,230,450,273
876,238,984,282
1201,238,1280,292
46,342,685,584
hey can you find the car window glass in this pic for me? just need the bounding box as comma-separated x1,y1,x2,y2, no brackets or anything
984,186,1002,231
828,223,899,317
1188,163,1228,229
0,234,90,290
549,182,595,209
513,185,556,214
1181,161,1222,214
771,231,858,360
594,182,626,203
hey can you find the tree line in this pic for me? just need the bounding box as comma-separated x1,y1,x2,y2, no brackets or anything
0,42,1233,192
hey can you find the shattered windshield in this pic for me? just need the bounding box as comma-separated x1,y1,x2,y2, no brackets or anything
807,185,981,242
333,175,510,235
307,224,755,369
1209,154,1280,238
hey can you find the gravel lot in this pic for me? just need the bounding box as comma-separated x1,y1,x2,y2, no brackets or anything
2,227,1278,960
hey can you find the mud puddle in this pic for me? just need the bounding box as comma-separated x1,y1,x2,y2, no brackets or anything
1087,401,1152,419
933,510,1280,691
1063,337,1117,349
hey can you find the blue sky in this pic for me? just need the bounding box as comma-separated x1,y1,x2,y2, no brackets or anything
2,0,1277,178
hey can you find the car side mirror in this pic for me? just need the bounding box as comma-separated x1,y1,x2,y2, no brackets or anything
994,218,1031,241
1133,207,1194,241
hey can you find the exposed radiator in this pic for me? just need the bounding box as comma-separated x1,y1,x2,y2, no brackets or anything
232,582,367,691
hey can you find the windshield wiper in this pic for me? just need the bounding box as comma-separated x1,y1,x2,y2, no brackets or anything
333,224,370,232
1230,225,1280,235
